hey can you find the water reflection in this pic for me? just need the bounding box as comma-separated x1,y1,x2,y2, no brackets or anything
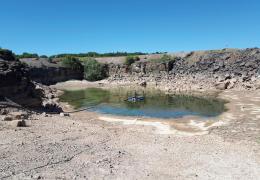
60,88,226,118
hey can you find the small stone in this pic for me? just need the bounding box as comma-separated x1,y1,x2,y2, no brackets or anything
17,120,28,127
245,84,252,89
47,93,55,99
0,109,8,115
230,78,237,83
41,112,47,117
227,78,237,89
240,62,246,66
215,81,230,90
245,61,255,67
60,113,70,117
227,81,235,89
213,66,220,71
217,76,225,82
139,81,147,87
225,73,231,80
251,76,257,81
9,112,28,120
2,116,13,121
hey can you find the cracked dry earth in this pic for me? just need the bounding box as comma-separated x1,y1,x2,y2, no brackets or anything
0,91,260,180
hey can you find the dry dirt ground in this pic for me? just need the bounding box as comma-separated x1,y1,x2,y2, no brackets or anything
0,83,260,180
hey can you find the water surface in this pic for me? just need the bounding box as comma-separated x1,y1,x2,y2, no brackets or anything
60,88,226,119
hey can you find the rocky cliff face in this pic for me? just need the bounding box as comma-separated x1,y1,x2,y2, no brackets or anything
20,58,83,85
0,50,61,112
107,48,260,90
0,50,42,107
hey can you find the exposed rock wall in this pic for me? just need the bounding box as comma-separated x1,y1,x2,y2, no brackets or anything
0,55,42,107
0,51,61,111
107,48,260,90
20,58,84,85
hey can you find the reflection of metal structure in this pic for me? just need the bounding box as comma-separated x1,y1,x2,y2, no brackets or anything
127,96,145,102
126,91,145,102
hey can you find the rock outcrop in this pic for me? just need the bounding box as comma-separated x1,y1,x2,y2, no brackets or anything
0,49,62,112
107,48,260,90
0,50,42,107
20,58,83,85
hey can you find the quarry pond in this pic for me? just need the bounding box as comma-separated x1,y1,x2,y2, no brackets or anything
60,88,227,119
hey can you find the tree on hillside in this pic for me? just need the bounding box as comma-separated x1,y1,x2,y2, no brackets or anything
17,52,39,59
84,58,108,81
124,56,140,66
40,55,48,58
61,56,83,71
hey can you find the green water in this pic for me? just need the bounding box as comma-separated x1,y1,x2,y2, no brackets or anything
60,88,227,119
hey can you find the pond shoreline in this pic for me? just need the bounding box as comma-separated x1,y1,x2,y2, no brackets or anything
52,80,260,141
0,80,259,179
52,79,222,97
56,81,228,135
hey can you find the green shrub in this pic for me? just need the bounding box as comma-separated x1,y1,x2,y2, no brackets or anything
40,55,48,58
47,57,53,63
160,54,172,62
84,58,107,81
16,52,39,59
150,54,175,63
61,56,83,70
50,52,147,58
124,56,140,66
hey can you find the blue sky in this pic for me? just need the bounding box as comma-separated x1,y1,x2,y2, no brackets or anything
0,0,260,55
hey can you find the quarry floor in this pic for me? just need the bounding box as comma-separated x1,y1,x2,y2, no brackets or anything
0,81,260,180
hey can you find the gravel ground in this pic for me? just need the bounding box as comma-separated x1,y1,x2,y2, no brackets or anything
0,83,260,180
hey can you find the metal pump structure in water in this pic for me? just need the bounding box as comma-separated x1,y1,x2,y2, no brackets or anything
126,91,145,102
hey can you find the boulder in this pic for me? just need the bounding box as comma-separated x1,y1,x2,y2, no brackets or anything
213,65,220,72
9,111,28,120
42,100,62,113
1,115,13,121
245,84,253,89
46,93,55,99
17,120,28,127
139,81,147,87
60,113,70,117
41,112,48,117
227,78,237,89
245,61,256,68
217,76,225,82
215,81,230,90
225,74,231,80
0,108,8,115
